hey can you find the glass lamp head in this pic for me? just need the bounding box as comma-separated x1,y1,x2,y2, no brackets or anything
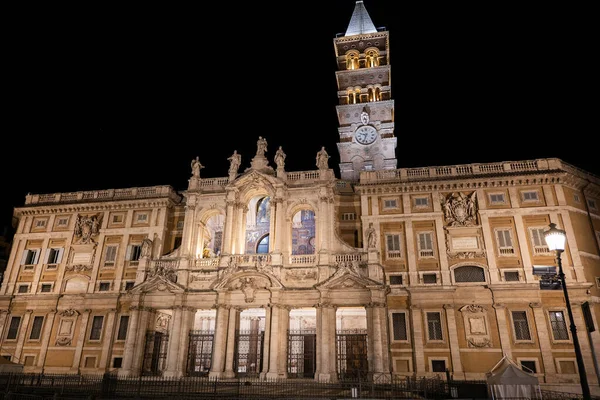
544,223,566,251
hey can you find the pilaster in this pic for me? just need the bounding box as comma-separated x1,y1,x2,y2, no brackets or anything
479,214,499,284
119,307,140,376
513,214,535,283
14,310,33,363
444,304,463,376
98,310,116,371
410,305,425,374
492,303,512,361
571,302,598,385
405,221,418,285
209,304,230,378
267,304,290,379
163,307,184,377
71,309,91,372
529,302,557,379
223,306,239,378
316,303,337,382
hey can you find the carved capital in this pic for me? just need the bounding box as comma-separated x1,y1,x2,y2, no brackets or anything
443,304,454,310
529,302,543,309
492,303,505,310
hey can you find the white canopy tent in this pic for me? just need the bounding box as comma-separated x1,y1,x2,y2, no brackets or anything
487,355,542,399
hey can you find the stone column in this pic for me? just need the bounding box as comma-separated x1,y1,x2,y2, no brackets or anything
71,309,91,372
164,307,184,377
180,202,196,257
222,200,236,255
176,307,195,376
513,215,535,283
367,302,389,373
98,310,116,371
267,304,290,379
530,302,557,379
223,307,240,378
444,304,463,377
492,304,513,361
209,305,230,378
571,302,598,385
318,191,332,252
411,306,425,374
14,310,32,364
131,308,152,374
119,307,140,376
404,221,418,285
316,303,337,382
260,305,272,378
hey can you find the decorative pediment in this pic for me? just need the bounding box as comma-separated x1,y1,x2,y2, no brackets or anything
234,170,277,193
213,270,283,291
316,259,381,290
129,275,185,294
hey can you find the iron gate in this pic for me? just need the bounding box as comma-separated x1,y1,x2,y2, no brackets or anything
287,329,316,378
336,329,368,381
186,330,214,376
142,331,169,376
234,329,264,377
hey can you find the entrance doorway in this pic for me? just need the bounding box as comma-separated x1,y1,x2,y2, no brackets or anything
234,308,266,377
287,308,317,378
336,307,368,381
186,309,216,376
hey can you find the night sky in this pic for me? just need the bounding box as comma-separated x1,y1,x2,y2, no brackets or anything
2,1,597,229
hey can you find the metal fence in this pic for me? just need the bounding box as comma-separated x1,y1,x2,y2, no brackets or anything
0,372,594,399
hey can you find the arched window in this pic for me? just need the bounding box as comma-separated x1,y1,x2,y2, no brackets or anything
292,210,315,255
365,49,379,68
346,51,360,70
453,266,486,283
257,234,269,254
245,196,271,254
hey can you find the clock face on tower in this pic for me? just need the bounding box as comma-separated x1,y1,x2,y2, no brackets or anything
354,125,377,145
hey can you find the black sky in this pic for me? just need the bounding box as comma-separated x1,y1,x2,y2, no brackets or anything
2,1,598,228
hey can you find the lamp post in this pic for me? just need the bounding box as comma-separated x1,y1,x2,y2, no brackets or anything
544,223,591,400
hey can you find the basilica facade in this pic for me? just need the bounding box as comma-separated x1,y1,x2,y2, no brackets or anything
1,1,600,395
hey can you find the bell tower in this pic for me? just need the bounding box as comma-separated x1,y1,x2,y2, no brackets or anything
334,1,396,182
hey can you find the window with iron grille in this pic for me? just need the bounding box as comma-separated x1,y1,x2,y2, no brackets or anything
489,193,506,204
40,284,52,293
427,312,443,341
414,197,429,208
117,316,129,341
18,285,29,293
549,311,569,340
98,282,110,291
511,311,531,341
113,357,123,368
392,313,407,341
431,360,446,372
89,316,104,341
383,199,398,209
504,271,520,282
29,316,44,340
6,317,21,340
522,191,539,202
389,275,403,285
423,273,437,284
453,266,485,283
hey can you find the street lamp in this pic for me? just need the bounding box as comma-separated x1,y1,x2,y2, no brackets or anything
544,223,591,400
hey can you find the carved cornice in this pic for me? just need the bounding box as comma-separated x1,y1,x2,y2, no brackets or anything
529,302,542,309
58,309,80,317
16,199,176,218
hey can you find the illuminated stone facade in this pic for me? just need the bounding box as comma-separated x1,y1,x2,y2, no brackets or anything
1,1,600,396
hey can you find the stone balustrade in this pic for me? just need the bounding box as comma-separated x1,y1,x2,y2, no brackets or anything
25,185,180,205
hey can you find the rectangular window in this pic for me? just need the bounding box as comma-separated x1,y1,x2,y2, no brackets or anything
504,271,520,282
587,199,597,211
126,245,142,262
40,284,52,293
529,227,549,254
6,317,21,340
18,285,28,293
21,249,40,265
489,193,506,204
383,199,397,209
98,282,110,291
427,312,443,341
112,214,124,223
113,357,123,368
392,313,407,341
385,234,401,258
512,311,531,341
117,316,129,341
389,275,403,285
423,273,437,284
414,197,429,207
431,359,446,372
342,213,356,221
549,311,569,340
46,248,64,264
56,217,69,227
89,316,104,341
522,191,539,202
418,232,434,258
495,229,515,255
520,360,537,373
104,245,118,266
35,219,47,228
135,213,149,223
125,281,135,291
29,316,44,340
